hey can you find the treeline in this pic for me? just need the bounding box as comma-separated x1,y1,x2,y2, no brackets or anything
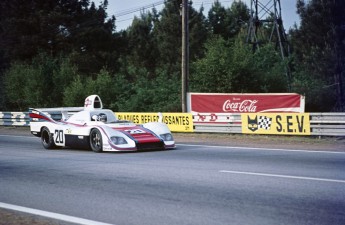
0,0,344,112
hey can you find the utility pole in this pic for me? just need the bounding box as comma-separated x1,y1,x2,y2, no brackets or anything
181,0,189,112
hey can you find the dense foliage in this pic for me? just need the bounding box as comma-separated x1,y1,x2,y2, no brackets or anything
0,0,344,112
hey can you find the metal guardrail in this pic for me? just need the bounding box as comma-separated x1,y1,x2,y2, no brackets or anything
1,112,345,136
310,113,345,136
193,114,242,134
0,112,30,126
192,113,345,136
0,112,62,126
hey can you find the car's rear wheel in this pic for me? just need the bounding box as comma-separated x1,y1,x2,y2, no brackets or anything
41,127,56,149
90,129,103,153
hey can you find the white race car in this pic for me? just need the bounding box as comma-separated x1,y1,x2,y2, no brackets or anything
29,95,175,152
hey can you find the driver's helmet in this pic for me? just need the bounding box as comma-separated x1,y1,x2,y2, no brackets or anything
99,113,107,122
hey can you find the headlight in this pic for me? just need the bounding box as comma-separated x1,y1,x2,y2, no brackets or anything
160,133,174,141
110,136,128,145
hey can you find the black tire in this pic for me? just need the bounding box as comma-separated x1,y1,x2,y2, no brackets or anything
41,127,56,149
90,129,103,153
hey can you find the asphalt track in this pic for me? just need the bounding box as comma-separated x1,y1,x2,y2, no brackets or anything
1,134,345,225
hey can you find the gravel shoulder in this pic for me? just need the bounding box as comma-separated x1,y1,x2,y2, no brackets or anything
173,132,345,151
0,208,75,225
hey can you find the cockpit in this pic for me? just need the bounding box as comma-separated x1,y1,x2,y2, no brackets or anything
67,109,117,124
90,110,117,123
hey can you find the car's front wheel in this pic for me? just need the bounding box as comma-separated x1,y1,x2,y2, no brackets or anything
90,129,103,153
41,127,56,149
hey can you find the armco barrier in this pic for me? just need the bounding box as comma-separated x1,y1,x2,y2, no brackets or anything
0,112,30,126
193,113,345,136
193,113,242,133
0,111,62,127
0,111,345,136
310,113,345,136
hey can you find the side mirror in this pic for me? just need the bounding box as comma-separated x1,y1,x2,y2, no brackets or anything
92,115,99,121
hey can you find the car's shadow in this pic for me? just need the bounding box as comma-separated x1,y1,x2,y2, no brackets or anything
53,146,176,154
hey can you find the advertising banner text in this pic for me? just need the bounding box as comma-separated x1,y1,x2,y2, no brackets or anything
188,93,305,114
116,112,193,132
241,113,310,135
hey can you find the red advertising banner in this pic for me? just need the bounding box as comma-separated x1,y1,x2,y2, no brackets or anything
188,93,305,113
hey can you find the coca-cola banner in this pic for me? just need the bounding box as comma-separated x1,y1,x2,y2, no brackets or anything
188,93,305,113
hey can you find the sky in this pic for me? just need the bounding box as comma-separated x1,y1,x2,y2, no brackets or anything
96,0,300,31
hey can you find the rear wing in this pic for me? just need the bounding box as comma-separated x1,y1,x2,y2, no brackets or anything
29,95,103,122
29,107,84,122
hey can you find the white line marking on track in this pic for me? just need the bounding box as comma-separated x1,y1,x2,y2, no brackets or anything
0,202,114,225
177,144,345,154
219,170,345,184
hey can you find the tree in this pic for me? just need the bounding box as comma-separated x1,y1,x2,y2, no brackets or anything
114,67,180,112
207,1,249,39
63,69,129,110
190,34,288,94
190,36,233,93
126,10,158,77
0,0,118,74
67,1,119,75
4,53,78,110
3,63,31,110
152,0,208,74
153,0,182,74
290,0,345,111
226,1,250,37
188,4,209,61
208,1,227,37
250,44,289,93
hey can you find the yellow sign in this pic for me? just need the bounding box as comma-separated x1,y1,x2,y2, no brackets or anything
116,112,193,132
242,113,310,135
162,113,193,132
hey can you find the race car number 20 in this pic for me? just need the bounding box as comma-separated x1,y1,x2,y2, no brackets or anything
55,129,64,144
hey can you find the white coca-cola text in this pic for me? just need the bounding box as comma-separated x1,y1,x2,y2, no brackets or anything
222,99,258,112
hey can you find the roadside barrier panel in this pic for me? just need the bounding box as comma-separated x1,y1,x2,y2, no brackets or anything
1,111,344,136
